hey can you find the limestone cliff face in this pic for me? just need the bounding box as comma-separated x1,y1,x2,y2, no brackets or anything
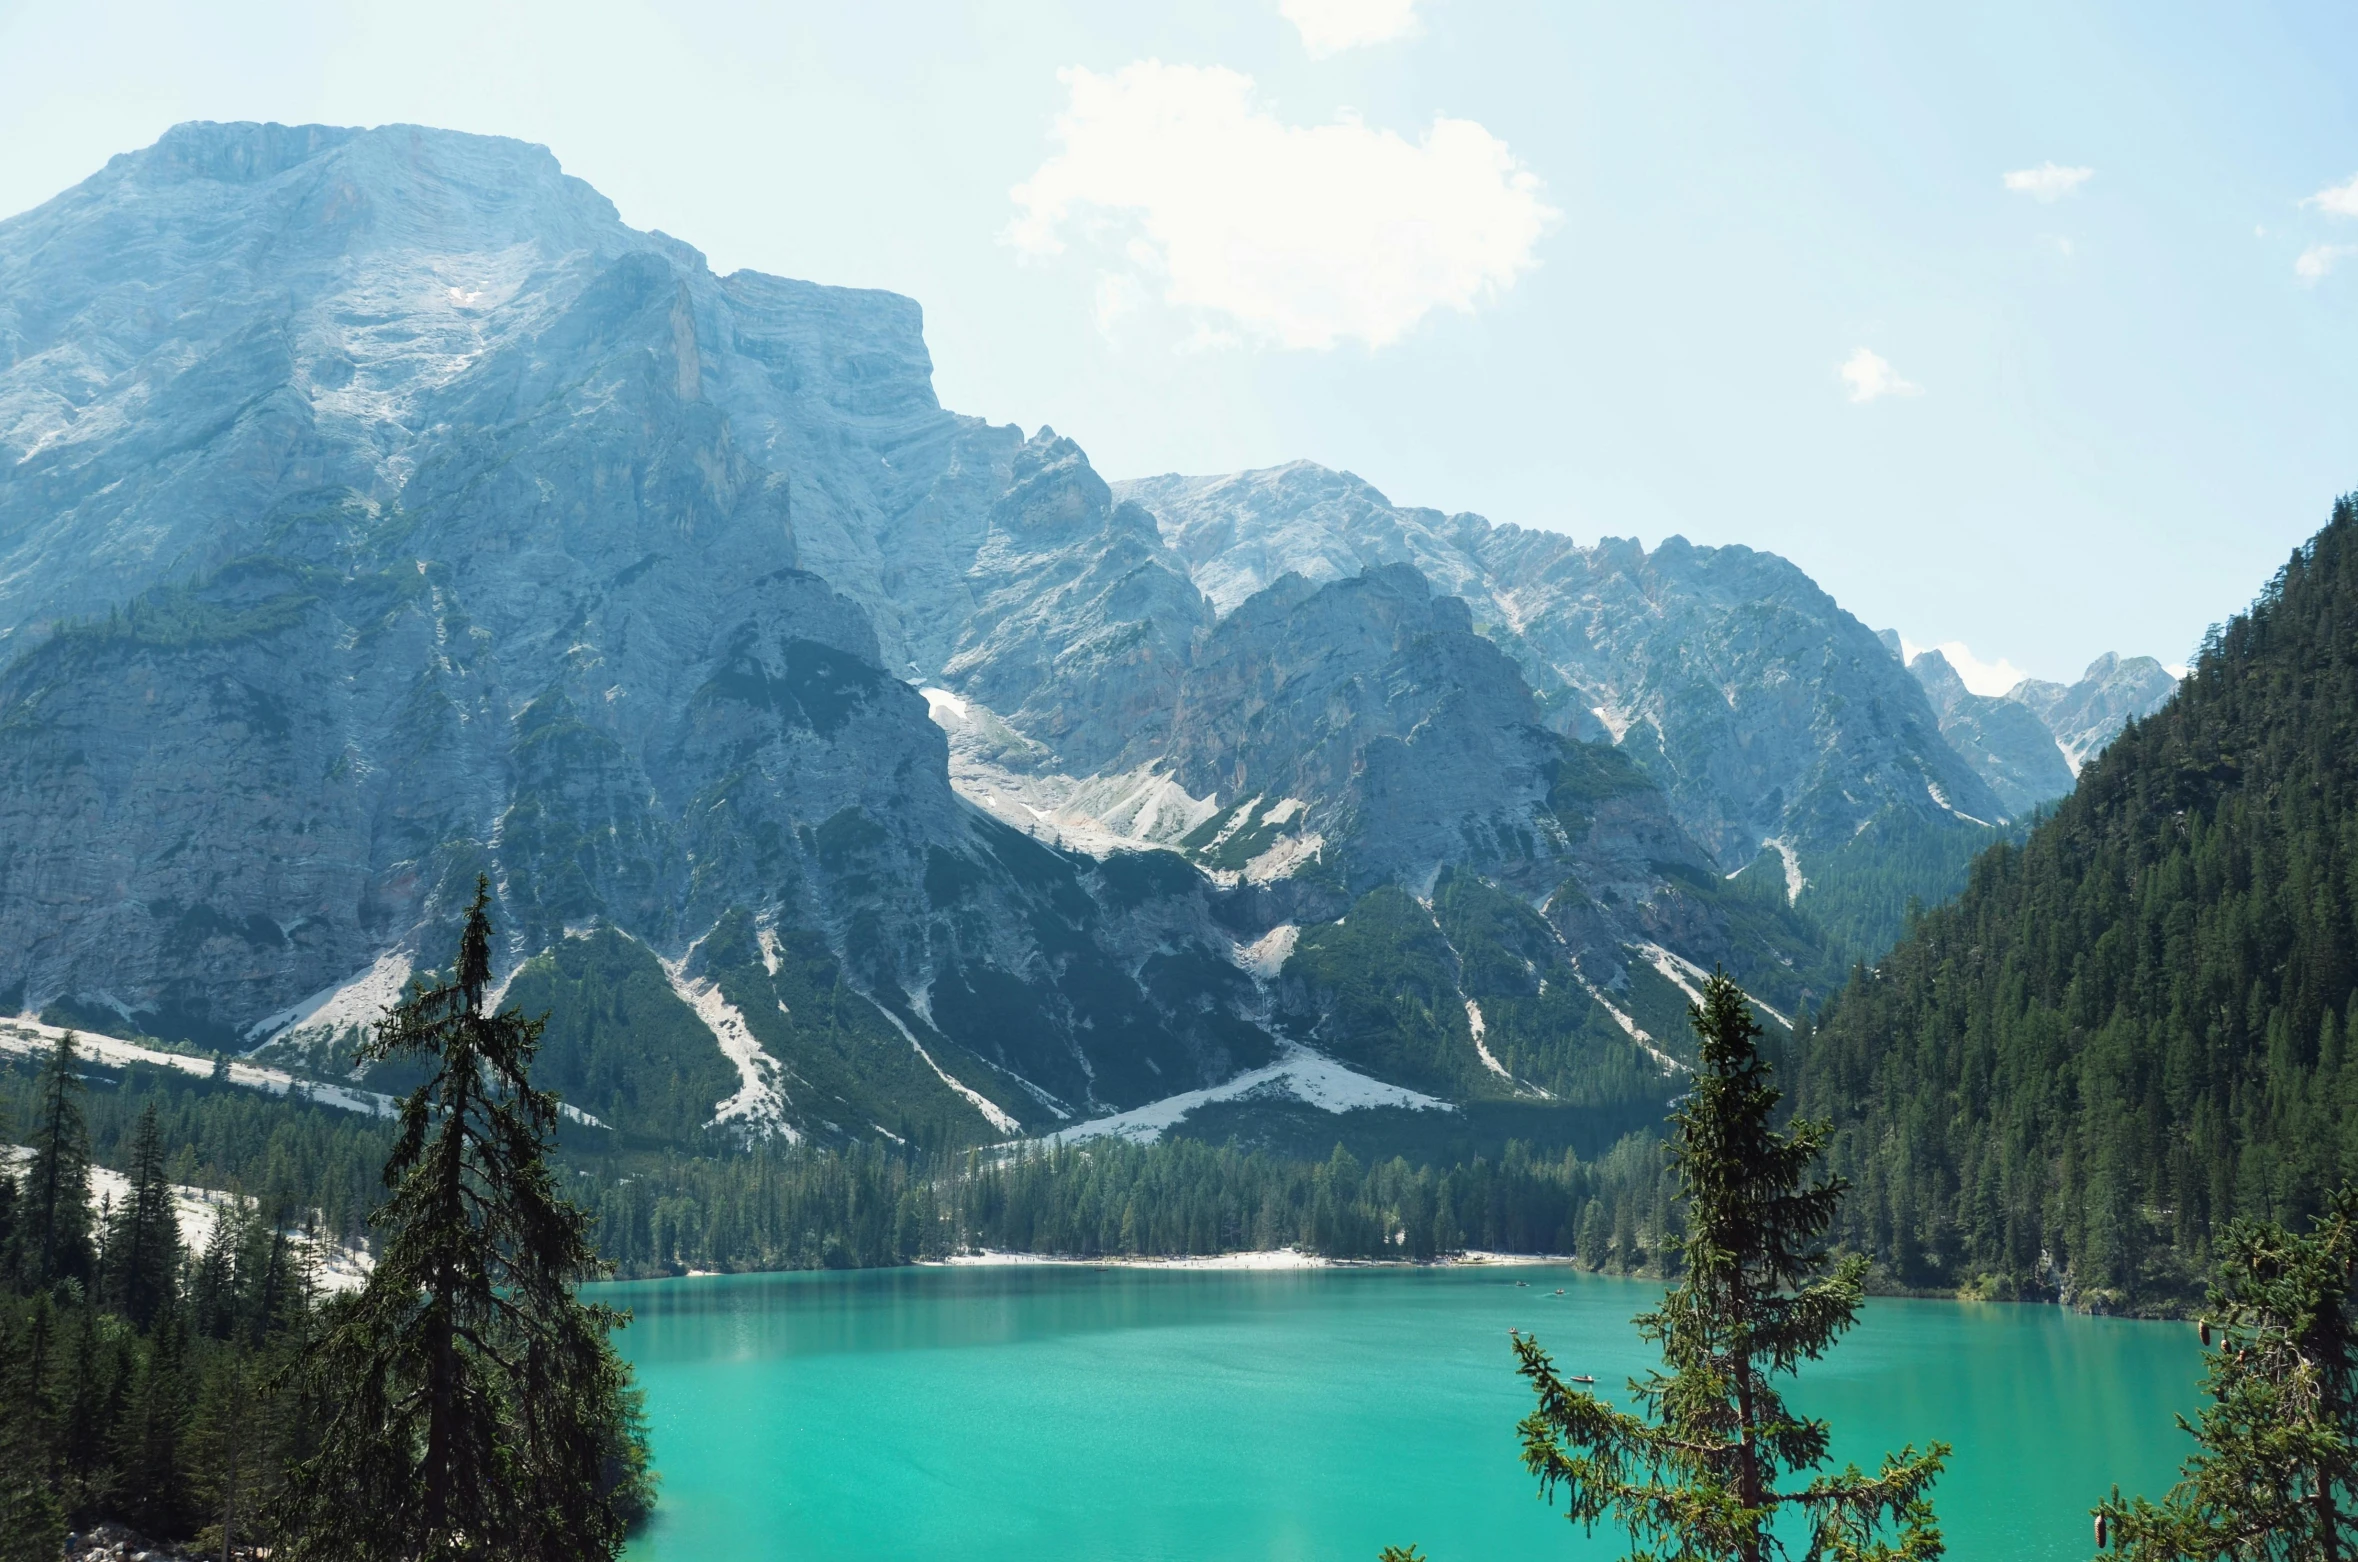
936,432,1211,774
1151,565,1679,894
1143,565,1834,1024
0,122,1272,1136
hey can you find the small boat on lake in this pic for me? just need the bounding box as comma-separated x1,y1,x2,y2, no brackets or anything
1569,1375,1596,1385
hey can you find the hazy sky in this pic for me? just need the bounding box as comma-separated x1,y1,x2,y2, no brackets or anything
3,0,2353,687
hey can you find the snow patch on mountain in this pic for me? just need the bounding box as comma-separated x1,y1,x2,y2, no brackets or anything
241,950,414,1050
0,1014,400,1119
1046,1044,1452,1146
926,686,1219,854
1466,998,1512,1081
871,1003,1022,1135
1235,923,1300,982
1242,829,1322,884
660,949,798,1143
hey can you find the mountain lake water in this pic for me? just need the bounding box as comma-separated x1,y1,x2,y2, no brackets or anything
603,1262,2201,1561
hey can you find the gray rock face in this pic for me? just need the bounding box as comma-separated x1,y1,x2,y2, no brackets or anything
2006,653,2179,773
936,432,1211,774
1906,649,2076,816
1116,463,2007,870
1152,565,1687,896
0,122,1279,1135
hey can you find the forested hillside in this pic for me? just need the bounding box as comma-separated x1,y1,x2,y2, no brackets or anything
1795,496,2358,1307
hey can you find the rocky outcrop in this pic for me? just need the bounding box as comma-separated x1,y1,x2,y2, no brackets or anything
1151,565,1687,897
1906,649,2076,816
2006,653,2180,773
0,123,1278,1140
1117,463,2008,875
935,432,1212,774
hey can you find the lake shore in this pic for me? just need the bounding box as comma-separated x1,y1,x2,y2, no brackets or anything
934,1246,1572,1271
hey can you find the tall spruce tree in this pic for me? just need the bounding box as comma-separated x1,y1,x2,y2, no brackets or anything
111,1308,196,1536
278,879,653,1561
0,1093,20,1279
0,1298,67,1562
1510,973,1947,1562
20,1030,95,1290
104,1104,184,1331
2096,1185,2357,1559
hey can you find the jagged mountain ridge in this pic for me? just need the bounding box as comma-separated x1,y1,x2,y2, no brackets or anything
2006,652,2182,773
1891,634,2181,814
1110,463,2183,944
0,121,1837,1153
1111,463,2007,873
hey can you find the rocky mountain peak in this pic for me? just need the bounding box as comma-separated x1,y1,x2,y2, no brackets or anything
2006,652,2180,773
1907,648,1972,714
1117,463,2003,902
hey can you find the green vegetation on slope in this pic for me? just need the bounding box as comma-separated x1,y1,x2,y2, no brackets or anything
506,929,743,1146
1789,807,2021,968
1796,497,2358,1307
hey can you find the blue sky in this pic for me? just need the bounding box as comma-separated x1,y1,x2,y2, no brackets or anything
3,0,2352,687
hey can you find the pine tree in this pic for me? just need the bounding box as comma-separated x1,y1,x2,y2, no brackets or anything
278,878,655,1561
0,1296,67,1562
189,1197,245,1341
2096,1185,2357,1559
55,1299,120,1517
0,1092,21,1281
186,1348,253,1562
111,1308,196,1537
104,1104,185,1331
21,1030,96,1290
1510,972,1948,1562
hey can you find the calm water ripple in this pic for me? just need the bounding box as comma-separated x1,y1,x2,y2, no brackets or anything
600,1264,2199,1561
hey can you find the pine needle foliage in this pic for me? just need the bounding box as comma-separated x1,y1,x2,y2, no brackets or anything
277,878,653,1562
1513,972,1948,1562
101,1104,183,1331
20,1030,94,1290
2096,1185,2358,1560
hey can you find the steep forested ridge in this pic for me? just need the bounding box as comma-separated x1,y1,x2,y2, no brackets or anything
1796,498,2358,1306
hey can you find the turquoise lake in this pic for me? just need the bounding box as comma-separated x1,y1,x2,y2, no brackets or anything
604,1263,2202,1561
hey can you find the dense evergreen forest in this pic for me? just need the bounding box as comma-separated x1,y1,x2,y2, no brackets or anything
1794,497,2358,1308
2,887,657,1558
1,1053,1687,1278
1,1051,337,1559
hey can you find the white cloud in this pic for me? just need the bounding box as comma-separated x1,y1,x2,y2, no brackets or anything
1934,641,2031,697
2296,243,2358,282
1006,62,1555,351
2002,162,2094,202
1839,347,1922,403
2302,173,2358,217
1901,636,2030,698
1279,0,1421,56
